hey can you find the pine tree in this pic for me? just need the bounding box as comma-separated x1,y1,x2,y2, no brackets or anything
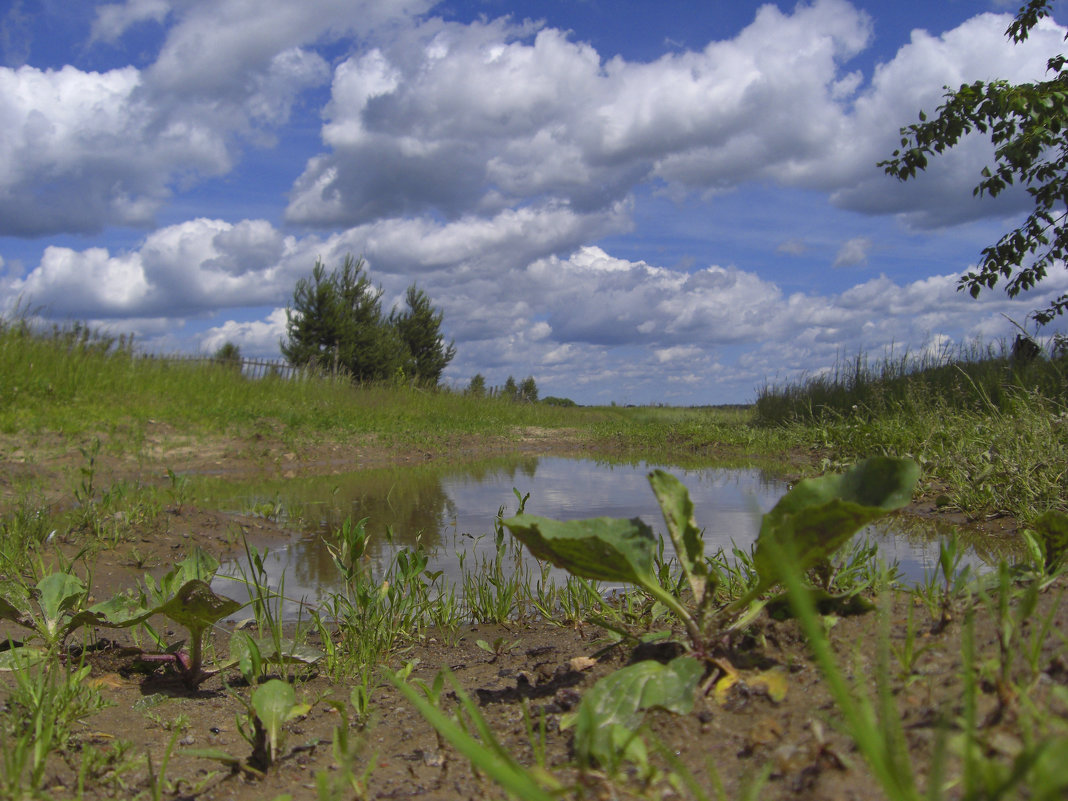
282,255,455,385
391,285,456,386
518,376,538,403
467,373,487,397
282,255,403,381
502,375,518,400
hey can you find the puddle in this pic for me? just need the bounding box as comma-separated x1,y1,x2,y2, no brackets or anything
206,456,994,618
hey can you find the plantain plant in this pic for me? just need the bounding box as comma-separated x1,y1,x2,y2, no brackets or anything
92,547,244,688
504,456,920,656
406,458,923,778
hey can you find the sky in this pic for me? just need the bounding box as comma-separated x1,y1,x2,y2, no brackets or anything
2,0,1068,406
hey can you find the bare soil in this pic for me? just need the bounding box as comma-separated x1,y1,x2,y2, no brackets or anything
1,426,1062,800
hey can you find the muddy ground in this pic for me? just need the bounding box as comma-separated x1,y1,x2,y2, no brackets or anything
0,426,1062,800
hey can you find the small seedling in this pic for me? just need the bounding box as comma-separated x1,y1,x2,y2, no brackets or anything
238,679,312,770
475,636,520,660
562,655,702,775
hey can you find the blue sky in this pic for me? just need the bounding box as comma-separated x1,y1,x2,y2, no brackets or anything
2,0,1067,405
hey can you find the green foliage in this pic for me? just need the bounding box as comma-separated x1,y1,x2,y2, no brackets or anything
755,342,1068,425
502,375,519,400
1,655,109,797
880,0,1068,323
518,376,538,403
563,655,702,773
1030,509,1068,571
242,679,312,768
390,285,456,386
750,457,921,595
391,668,561,801
93,548,245,688
213,341,241,363
466,373,487,397
506,458,919,652
0,572,98,655
281,255,454,385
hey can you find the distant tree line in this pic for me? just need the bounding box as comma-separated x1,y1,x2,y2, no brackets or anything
281,254,455,386
465,373,574,405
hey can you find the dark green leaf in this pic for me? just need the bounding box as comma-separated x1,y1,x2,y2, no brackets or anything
648,470,711,603
1032,510,1068,570
156,580,243,636
753,458,920,590
569,656,702,768
503,514,658,585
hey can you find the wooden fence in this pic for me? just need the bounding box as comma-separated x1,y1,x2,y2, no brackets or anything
140,354,332,381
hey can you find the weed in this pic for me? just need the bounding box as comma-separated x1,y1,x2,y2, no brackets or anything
1,653,110,797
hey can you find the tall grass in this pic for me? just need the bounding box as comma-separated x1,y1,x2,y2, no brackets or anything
754,340,1068,521
0,319,594,445
754,339,1067,425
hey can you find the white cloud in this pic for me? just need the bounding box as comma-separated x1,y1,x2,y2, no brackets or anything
833,236,872,268
90,0,170,44
777,238,807,255
7,218,304,317
0,0,433,235
199,308,289,357
286,1,1062,234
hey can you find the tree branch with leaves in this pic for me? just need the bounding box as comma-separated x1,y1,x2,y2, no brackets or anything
880,0,1068,324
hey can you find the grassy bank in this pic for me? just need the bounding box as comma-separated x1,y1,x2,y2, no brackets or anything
2,320,1065,523
0,321,597,444
753,343,1068,523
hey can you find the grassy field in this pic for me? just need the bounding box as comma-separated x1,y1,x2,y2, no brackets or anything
3,320,1066,525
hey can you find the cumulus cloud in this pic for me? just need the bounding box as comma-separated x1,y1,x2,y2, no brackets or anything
288,3,874,224
199,307,289,356
4,0,1060,238
0,0,432,236
287,0,1061,232
6,218,304,317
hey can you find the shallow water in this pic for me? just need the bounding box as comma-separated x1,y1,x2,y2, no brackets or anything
209,455,989,617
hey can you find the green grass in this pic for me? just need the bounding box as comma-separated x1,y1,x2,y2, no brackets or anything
0,319,597,446
3,319,1066,525
754,340,1068,424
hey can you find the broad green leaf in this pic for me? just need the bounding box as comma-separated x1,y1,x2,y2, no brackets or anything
1032,510,1068,570
753,458,920,590
36,572,86,638
0,593,30,627
229,630,264,682
88,592,152,628
648,470,711,604
232,633,323,669
148,548,221,606
156,579,243,636
251,679,308,764
504,514,658,585
568,656,702,768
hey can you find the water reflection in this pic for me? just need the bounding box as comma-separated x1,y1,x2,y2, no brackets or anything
208,456,990,618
